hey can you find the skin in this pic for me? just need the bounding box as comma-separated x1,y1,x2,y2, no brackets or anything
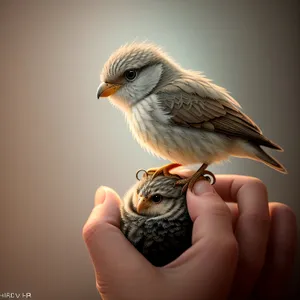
83,172,297,300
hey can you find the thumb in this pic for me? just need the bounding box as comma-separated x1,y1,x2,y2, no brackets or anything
187,180,235,245
176,180,238,299
82,186,148,282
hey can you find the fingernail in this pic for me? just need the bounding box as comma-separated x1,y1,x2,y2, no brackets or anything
95,186,107,206
193,180,215,196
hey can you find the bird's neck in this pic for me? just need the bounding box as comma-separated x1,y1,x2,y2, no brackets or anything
108,95,132,114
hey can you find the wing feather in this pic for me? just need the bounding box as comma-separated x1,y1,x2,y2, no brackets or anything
157,84,282,150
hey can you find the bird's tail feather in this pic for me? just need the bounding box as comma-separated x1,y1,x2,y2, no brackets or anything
253,146,287,174
263,138,284,152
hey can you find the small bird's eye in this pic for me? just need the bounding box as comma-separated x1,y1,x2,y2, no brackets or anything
124,69,137,81
150,194,162,204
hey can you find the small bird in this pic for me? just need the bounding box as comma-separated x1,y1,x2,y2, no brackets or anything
97,42,286,190
120,171,192,267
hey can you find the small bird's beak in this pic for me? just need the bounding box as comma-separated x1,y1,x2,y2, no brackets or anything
97,82,121,98
136,197,149,214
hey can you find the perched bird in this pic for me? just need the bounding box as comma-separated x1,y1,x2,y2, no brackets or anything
120,171,192,267
97,42,286,190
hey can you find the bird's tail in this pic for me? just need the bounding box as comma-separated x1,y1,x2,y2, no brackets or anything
253,145,287,174
261,137,284,152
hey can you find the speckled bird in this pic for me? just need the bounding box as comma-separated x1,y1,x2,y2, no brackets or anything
120,172,192,267
97,42,286,190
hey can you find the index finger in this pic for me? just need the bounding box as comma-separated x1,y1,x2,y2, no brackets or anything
212,175,268,203
213,176,270,299
170,167,266,203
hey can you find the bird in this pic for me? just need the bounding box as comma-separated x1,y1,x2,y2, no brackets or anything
97,42,287,191
120,170,193,267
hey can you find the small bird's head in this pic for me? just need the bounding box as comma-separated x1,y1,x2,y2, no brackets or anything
130,174,185,217
121,173,192,267
97,42,181,111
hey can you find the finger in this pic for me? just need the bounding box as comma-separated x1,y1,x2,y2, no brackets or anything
187,181,235,243
228,177,271,300
83,187,152,286
94,186,110,206
170,172,270,286
170,170,241,229
166,181,238,299
254,203,297,299
170,170,265,204
210,174,267,203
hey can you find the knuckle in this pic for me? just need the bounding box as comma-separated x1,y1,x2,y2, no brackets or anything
200,194,231,217
82,221,97,244
239,212,271,228
82,206,104,243
272,202,296,220
96,278,109,296
247,177,268,195
82,218,106,246
211,202,231,218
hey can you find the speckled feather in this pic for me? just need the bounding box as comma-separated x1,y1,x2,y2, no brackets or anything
120,175,192,267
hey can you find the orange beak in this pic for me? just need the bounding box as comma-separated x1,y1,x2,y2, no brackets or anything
136,197,150,214
97,82,121,98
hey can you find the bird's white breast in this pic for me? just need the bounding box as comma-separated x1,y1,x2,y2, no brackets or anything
127,95,235,165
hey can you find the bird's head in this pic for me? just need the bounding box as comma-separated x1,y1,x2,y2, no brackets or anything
97,42,182,111
131,175,185,217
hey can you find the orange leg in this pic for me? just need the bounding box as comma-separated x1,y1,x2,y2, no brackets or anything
175,163,216,193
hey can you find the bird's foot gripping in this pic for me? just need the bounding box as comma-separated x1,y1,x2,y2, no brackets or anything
146,163,182,179
175,164,216,193
135,163,183,182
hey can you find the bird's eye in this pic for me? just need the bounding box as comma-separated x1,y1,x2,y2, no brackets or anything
124,69,137,81
150,194,162,204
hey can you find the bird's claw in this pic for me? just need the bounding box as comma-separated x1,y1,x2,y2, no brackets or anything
137,164,216,194
175,169,216,194
136,163,182,181
201,170,216,185
136,169,149,181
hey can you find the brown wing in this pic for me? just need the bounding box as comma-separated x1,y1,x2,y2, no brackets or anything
157,87,282,150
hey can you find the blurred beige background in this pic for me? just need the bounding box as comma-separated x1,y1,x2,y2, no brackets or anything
1,0,299,299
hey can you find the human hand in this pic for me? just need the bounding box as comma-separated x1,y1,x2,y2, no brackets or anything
83,174,297,300
173,169,297,300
